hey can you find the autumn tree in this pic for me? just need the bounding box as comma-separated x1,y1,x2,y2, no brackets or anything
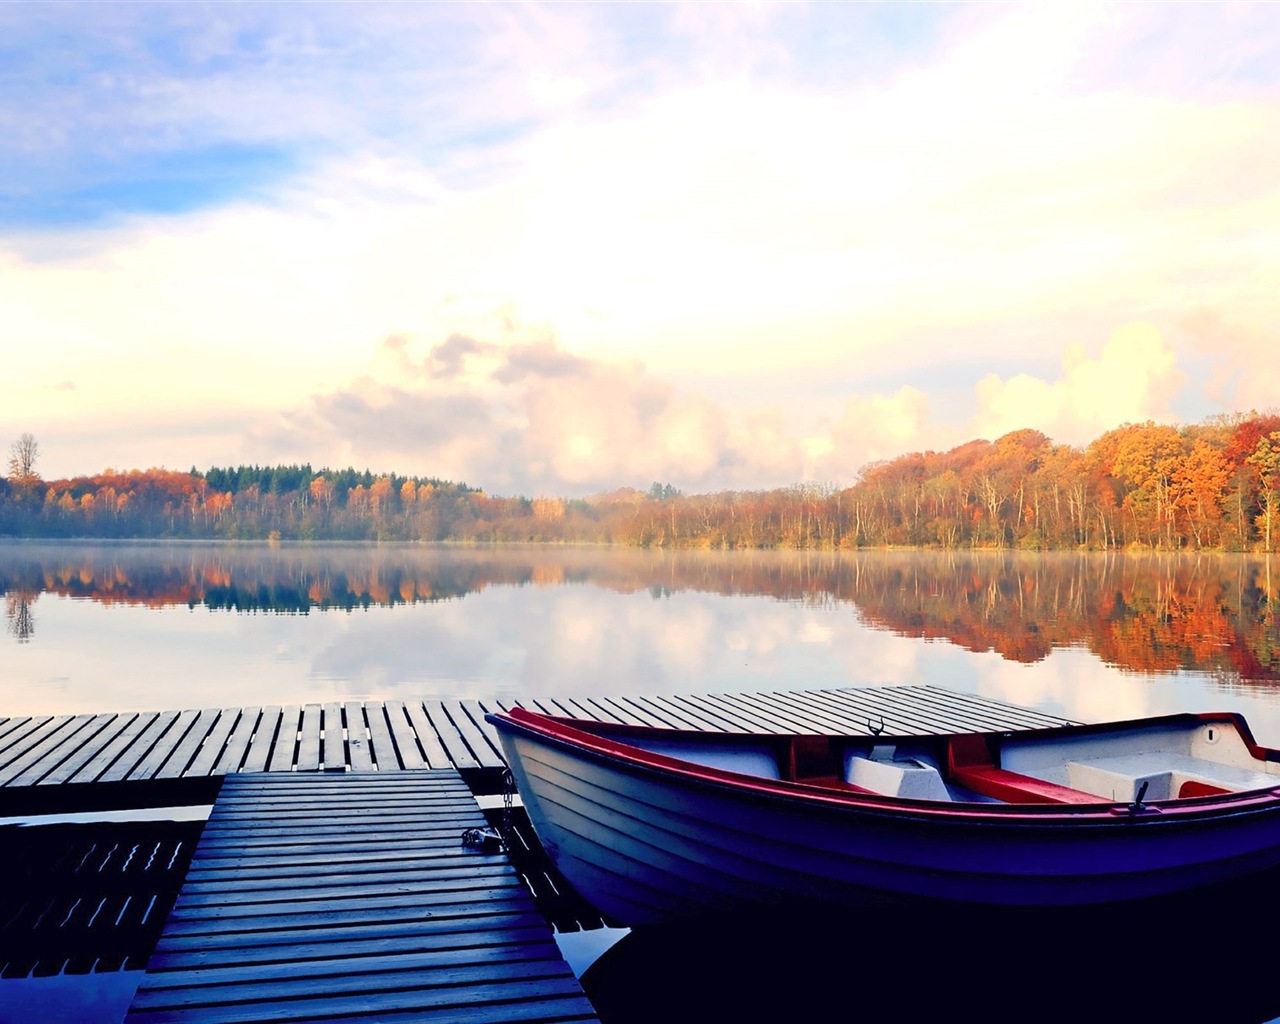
7,433,40,488
1111,423,1188,548
1246,432,1280,551
1173,439,1229,548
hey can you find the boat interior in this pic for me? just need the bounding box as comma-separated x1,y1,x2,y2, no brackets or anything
622,715,1280,805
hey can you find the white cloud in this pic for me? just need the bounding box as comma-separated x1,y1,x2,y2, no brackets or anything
5,5,1280,480
806,388,933,481
1181,311,1280,416
970,323,1185,445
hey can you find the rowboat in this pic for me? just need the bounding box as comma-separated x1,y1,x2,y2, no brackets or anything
487,706,1280,926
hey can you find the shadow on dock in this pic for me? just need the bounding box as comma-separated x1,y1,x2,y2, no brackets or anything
580,876,1280,1024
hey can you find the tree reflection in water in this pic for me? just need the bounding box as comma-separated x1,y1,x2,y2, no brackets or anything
4,590,34,643
1,545,1276,686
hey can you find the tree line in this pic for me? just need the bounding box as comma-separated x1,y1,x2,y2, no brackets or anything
3,411,1280,549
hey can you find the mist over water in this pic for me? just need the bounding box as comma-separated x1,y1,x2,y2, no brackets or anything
2,542,1278,741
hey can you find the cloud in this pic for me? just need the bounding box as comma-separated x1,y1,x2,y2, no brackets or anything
970,323,1186,445
806,388,933,482
257,332,808,494
1181,311,1280,416
5,5,1280,480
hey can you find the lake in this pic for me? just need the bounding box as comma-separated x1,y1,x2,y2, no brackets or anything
5,541,1280,1022
3,541,1279,741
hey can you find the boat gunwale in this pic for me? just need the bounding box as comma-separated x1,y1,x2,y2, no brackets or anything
489,707,1280,826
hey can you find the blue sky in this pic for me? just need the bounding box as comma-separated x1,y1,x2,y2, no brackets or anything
3,2,1279,494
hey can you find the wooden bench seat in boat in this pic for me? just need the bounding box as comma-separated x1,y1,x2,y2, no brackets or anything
1065,752,1279,801
947,764,1104,805
946,734,1101,805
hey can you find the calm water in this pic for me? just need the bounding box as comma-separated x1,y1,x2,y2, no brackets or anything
3,541,1280,742
5,541,1280,1022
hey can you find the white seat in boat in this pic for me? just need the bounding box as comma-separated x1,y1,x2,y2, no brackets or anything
1065,752,1276,802
844,749,951,801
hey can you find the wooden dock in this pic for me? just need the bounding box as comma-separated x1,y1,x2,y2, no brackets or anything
124,770,599,1024
0,686,1076,812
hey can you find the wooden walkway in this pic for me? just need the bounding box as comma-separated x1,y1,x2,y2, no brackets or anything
124,770,599,1024
0,685,1076,790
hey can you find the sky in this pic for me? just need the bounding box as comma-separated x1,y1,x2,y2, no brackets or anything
2,1,1278,497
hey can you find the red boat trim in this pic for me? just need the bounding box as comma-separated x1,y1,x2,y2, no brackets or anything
946,732,1103,804
495,708,1280,825
1180,779,1231,798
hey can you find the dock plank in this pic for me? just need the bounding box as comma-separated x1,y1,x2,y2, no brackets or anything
0,687,1078,794
379,700,425,769
450,700,506,769
150,708,223,780
238,706,282,774
125,770,598,1024
0,714,43,752
0,715,74,774
6,712,123,787
344,704,375,772
41,711,142,785
295,703,322,772
362,702,400,769
422,700,481,771
127,706,204,778
72,711,168,784
402,700,451,768
182,708,243,778
208,707,261,776
0,714,98,785
320,701,344,769
268,705,302,772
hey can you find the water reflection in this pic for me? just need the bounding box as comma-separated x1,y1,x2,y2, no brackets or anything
3,591,34,643
2,544,1277,685
581,886,1280,1024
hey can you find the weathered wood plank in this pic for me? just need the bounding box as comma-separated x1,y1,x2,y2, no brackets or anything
402,700,452,769
123,709,202,781
126,770,597,1024
182,708,243,778
208,707,261,776
383,700,428,769
150,708,223,780
0,688,1075,792
0,714,98,785
422,700,482,770
0,715,74,772
237,705,282,774
636,694,729,730
295,703,323,772
40,711,141,785
147,919,554,969
0,714,42,751
362,702,400,769
165,876,526,915
267,705,302,772
180,827,482,858
579,697,648,726
68,711,164,784
130,956,578,1012
162,892,537,935
320,701,344,769
449,700,506,769
7,712,124,787
818,687,983,734
343,704,374,772
129,973,590,1023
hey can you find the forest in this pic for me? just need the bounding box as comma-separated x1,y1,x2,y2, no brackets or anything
3,412,1280,550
